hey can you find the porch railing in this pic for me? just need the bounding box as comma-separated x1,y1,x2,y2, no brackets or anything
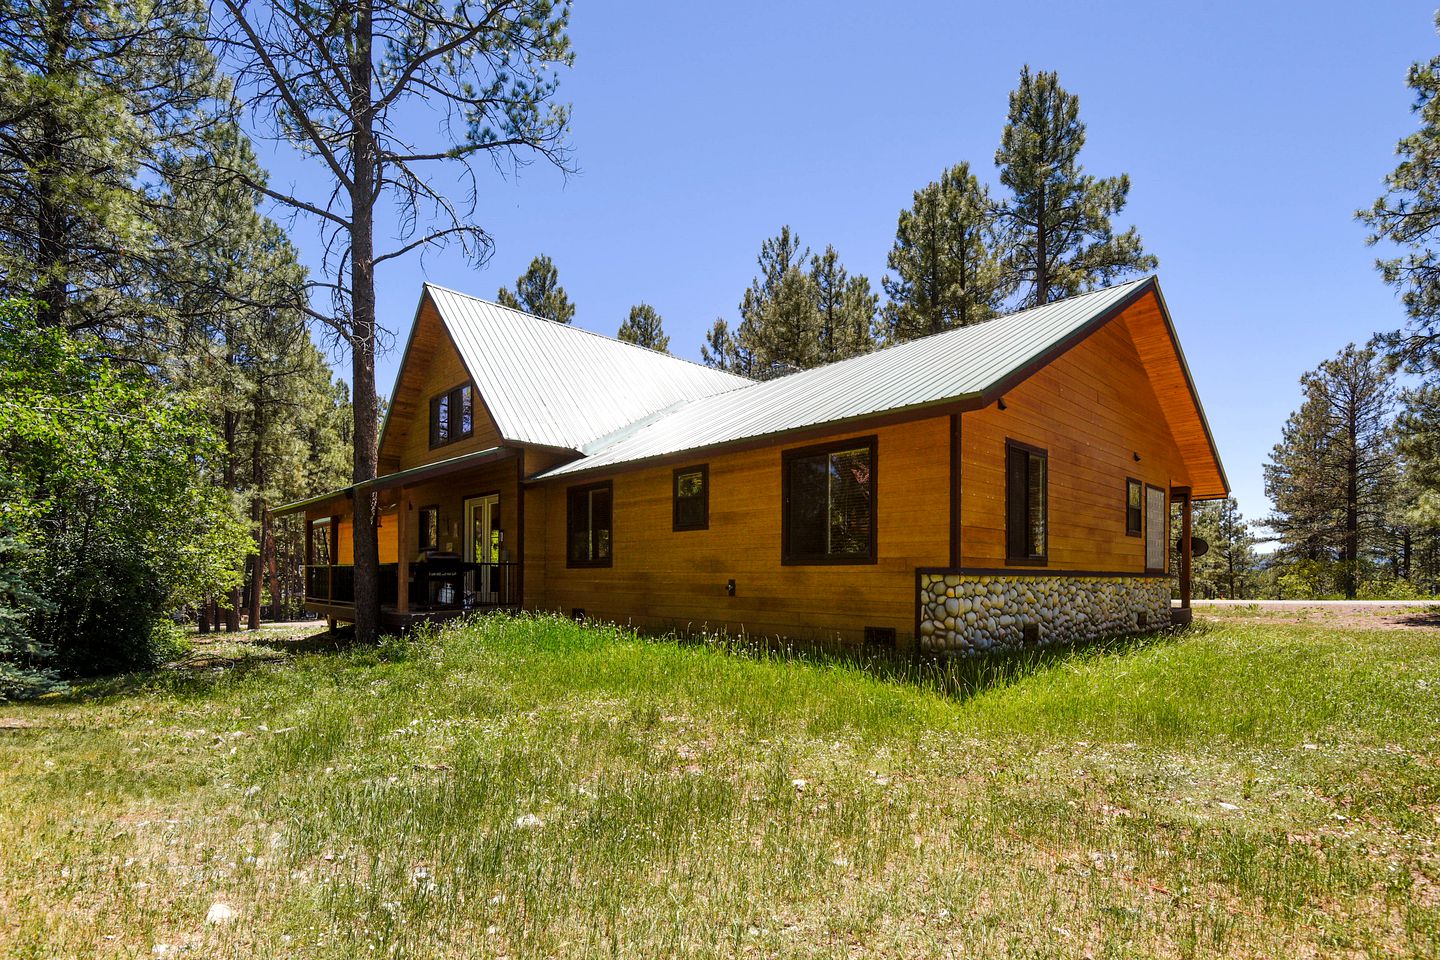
303,562,519,611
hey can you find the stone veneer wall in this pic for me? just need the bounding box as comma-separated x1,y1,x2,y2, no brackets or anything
917,572,1172,653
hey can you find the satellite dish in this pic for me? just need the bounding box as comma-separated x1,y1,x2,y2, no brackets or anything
1176,535,1209,558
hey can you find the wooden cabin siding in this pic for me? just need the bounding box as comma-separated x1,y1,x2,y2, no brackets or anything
325,510,398,565
535,418,950,644
379,297,504,474
520,448,576,612
960,311,1190,573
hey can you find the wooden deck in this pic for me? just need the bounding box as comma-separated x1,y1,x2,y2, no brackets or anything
304,561,521,630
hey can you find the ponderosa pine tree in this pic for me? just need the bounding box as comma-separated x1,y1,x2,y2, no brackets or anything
1189,498,1258,600
810,246,877,361
995,67,1157,307
0,0,225,334
883,163,1007,340
212,0,573,642
497,254,575,324
1361,12,1440,368
747,265,821,374
617,303,669,352
1265,345,1396,598
700,318,749,374
735,226,811,372
158,120,354,632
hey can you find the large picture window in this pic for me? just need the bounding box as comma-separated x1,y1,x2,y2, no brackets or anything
428,383,474,449
567,481,613,567
782,437,876,565
1006,440,1047,564
673,465,709,531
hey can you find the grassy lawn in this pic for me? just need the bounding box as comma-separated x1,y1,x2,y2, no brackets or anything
1,615,1438,958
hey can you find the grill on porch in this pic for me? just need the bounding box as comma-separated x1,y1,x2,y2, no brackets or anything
304,561,521,624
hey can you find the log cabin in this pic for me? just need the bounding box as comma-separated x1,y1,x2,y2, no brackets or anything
272,275,1227,652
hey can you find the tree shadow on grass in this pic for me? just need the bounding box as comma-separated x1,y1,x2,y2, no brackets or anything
667,622,1202,703
11,626,360,708
244,625,357,656
1388,610,1440,630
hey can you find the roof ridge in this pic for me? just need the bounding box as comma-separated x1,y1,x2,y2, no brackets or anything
423,282,752,383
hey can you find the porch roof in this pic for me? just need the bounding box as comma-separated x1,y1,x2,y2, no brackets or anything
270,445,516,517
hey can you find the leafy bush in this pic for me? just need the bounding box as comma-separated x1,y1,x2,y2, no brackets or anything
0,300,250,678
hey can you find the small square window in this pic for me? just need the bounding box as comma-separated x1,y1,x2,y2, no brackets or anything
673,465,709,531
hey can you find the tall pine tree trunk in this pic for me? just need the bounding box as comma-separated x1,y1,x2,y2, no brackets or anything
248,402,265,630
1034,193,1048,306
347,0,382,643
1343,411,1359,600
35,0,73,328
223,409,242,630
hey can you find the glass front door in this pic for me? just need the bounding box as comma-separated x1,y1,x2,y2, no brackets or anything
464,494,500,604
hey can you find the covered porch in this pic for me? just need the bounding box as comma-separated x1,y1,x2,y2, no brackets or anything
273,446,526,629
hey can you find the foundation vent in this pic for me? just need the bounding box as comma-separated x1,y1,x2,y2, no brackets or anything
864,626,898,647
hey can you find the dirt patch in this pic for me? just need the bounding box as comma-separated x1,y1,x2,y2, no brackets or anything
1198,602,1440,632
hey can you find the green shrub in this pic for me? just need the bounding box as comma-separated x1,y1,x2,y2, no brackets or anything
0,300,250,678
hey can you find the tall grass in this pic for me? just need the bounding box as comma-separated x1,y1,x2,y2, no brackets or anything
1,612,1438,958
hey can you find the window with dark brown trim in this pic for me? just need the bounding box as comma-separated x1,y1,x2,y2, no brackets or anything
782,436,877,565
1005,440,1047,565
1125,478,1143,537
418,505,439,551
428,382,475,449
673,465,709,531
567,481,613,567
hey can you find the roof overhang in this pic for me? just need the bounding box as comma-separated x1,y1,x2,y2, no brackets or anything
270,445,518,517
981,277,1227,499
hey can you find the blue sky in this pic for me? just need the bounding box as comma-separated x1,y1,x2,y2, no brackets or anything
254,0,1438,531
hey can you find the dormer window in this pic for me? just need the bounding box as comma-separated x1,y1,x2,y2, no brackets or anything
429,383,475,449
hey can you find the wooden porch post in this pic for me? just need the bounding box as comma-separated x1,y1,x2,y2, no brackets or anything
396,487,410,615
